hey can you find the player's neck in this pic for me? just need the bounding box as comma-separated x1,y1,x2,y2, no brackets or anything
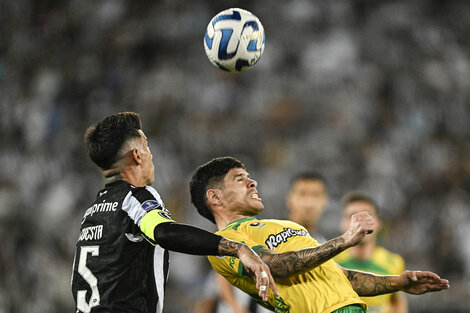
349,240,376,261
103,166,146,187
215,213,255,231
103,167,124,185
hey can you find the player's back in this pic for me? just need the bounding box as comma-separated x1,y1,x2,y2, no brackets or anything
71,181,168,313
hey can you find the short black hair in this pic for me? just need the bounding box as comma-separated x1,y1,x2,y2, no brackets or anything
84,112,142,170
341,191,379,213
290,171,327,189
190,156,246,224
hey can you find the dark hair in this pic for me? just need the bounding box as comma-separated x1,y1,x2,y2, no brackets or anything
341,191,379,213
190,156,246,224
290,171,327,189
84,112,142,170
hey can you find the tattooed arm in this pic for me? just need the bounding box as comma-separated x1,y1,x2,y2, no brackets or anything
255,237,347,278
342,268,397,296
252,212,376,279
341,267,450,296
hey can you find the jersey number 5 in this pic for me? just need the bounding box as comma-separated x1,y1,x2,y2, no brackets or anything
76,246,101,313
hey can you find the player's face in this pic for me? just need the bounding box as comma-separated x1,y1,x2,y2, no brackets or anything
341,201,380,243
287,179,327,230
138,130,155,185
220,168,264,216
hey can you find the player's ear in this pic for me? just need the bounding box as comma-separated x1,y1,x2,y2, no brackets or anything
130,148,142,165
206,189,222,206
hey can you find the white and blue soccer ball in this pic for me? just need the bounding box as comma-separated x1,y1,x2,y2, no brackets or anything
204,8,265,72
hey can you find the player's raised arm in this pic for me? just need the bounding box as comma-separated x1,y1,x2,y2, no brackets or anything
339,268,450,296
150,222,278,301
253,212,375,279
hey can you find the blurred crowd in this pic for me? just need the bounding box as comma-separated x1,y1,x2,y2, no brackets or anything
0,0,469,312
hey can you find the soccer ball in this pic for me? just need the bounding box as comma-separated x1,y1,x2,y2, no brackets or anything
204,8,265,72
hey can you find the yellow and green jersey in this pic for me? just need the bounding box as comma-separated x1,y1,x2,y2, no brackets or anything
334,246,405,313
208,218,366,313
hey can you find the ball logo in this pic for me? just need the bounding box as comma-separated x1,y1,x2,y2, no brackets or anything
242,21,263,51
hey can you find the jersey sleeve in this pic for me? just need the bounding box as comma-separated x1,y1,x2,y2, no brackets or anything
124,186,175,245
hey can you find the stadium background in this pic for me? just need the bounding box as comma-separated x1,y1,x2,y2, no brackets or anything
0,0,468,312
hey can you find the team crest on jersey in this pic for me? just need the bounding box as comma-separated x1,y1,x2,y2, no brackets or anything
250,222,266,229
265,228,310,250
141,200,161,212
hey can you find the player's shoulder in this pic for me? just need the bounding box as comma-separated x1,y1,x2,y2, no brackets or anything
97,180,132,198
124,184,163,206
215,218,276,236
216,218,306,236
260,218,305,229
130,184,160,199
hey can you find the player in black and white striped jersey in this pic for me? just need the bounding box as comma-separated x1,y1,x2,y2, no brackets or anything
71,112,278,313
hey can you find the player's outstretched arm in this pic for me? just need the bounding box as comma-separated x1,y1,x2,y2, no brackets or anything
254,212,375,279
152,222,278,301
255,237,346,279
341,268,450,296
396,271,450,295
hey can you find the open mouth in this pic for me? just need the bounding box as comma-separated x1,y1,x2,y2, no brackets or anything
251,193,261,200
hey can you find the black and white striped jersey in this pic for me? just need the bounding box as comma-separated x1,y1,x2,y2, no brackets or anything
71,180,174,313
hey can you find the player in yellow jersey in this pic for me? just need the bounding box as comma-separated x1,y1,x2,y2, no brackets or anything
335,192,407,313
189,156,450,313
209,171,330,313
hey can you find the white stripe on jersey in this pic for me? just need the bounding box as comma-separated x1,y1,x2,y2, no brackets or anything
144,186,165,209
154,246,167,313
122,191,147,225
121,186,166,226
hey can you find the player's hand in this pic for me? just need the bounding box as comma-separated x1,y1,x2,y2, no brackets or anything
340,211,375,248
397,270,450,294
237,244,279,302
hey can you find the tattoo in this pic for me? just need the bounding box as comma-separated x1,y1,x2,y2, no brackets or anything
218,238,242,257
256,237,346,278
346,270,397,296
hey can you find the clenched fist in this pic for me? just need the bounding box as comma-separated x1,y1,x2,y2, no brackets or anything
340,211,376,248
